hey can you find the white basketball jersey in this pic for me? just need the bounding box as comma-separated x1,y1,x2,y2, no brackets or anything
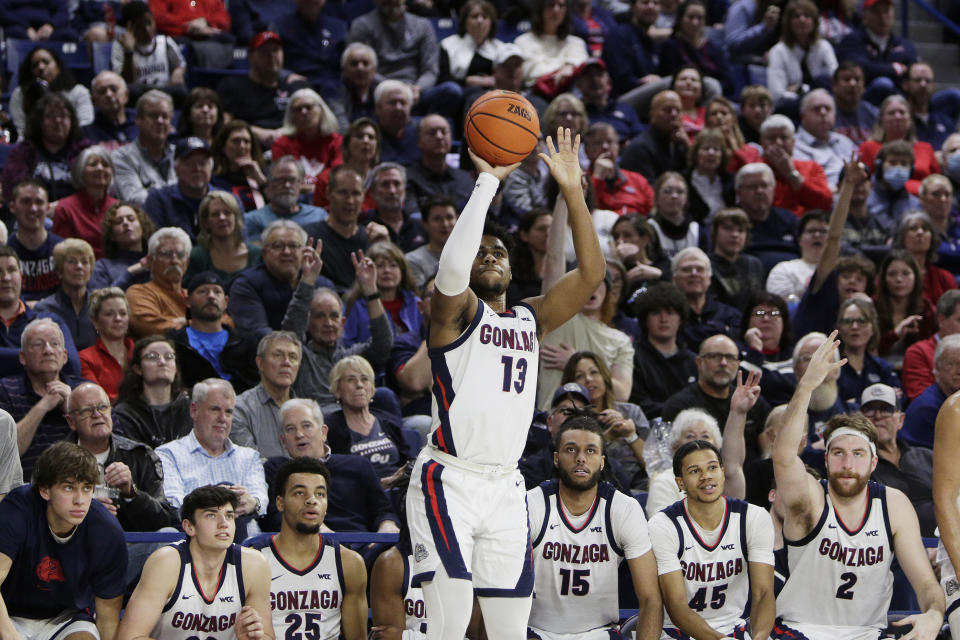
429,300,539,466
649,498,768,637
528,481,651,634
249,535,345,640
401,552,428,638
776,482,894,639
153,542,245,640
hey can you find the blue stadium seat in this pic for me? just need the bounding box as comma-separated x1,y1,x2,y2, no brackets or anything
427,16,458,41
5,39,93,90
91,41,114,75
496,20,531,43
0,143,13,170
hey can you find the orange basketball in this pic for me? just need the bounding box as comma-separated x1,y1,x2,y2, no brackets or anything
464,90,541,167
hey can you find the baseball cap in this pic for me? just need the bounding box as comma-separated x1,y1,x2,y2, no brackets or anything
860,383,897,409
575,58,607,77
863,0,892,8
551,382,591,408
494,44,525,66
250,31,282,51
174,136,212,160
186,271,224,295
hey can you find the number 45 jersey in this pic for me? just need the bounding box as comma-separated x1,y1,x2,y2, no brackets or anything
774,482,894,640
649,497,775,638
429,300,539,466
527,481,651,635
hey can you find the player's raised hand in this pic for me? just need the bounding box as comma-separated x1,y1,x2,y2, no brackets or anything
797,330,846,393
468,148,522,181
235,606,265,640
730,370,762,415
540,127,582,190
890,609,944,640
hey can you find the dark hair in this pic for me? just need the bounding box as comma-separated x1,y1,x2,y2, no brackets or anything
688,127,729,170
328,164,364,192
875,249,925,336
11,179,48,202
177,87,223,139
181,485,240,526
531,0,573,38
743,290,793,352
833,60,864,82
117,335,183,401
511,208,551,280
837,297,880,353
0,245,19,262
25,92,81,149
482,219,515,254
458,0,498,40
632,282,689,328
672,439,722,477
797,209,830,236
422,194,458,222
781,0,820,47
212,119,264,177
611,214,665,265
710,207,752,250
33,441,99,490
893,211,939,266
101,201,155,258
561,351,616,411
342,117,381,167
670,66,705,107
671,0,708,38
19,47,76,118
836,255,875,296
552,413,606,450
270,457,331,505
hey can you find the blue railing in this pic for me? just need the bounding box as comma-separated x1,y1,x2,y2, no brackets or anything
123,531,400,544
902,0,960,39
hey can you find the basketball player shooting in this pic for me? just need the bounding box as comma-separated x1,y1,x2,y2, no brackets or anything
404,126,605,640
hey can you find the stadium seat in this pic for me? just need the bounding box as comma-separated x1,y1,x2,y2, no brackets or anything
0,143,13,170
91,41,114,75
5,39,93,90
427,17,458,41
620,614,639,637
496,20,531,43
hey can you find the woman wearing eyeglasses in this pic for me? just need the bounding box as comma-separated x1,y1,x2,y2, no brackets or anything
113,336,192,448
835,298,901,404
765,209,830,304
741,291,795,405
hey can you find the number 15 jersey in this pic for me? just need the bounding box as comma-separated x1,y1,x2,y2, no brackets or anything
429,300,539,466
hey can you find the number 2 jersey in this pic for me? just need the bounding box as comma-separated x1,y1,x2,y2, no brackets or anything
247,534,346,640
429,300,538,466
527,481,651,634
649,497,774,638
774,481,894,640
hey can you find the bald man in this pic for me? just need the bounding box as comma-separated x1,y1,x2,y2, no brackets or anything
621,90,689,182
84,71,139,149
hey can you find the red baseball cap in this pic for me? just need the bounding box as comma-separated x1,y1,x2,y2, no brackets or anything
250,31,282,51
863,0,892,8
575,58,607,77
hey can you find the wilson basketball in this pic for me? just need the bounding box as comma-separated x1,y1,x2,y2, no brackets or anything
464,90,541,166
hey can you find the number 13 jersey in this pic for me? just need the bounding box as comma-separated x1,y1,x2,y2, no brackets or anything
429,300,539,466
775,481,894,640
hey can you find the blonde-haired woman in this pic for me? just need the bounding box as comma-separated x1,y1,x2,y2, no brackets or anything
35,239,97,350
271,88,343,191
185,191,262,292
79,287,134,401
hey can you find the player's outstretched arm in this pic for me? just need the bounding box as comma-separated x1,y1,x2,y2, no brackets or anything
0,553,24,640
627,552,663,640
238,548,275,640
526,127,605,336
429,149,520,348
657,572,726,640
95,595,123,640
369,547,408,640
934,392,960,581
746,561,775,640
339,547,369,640
116,547,181,640
889,488,945,640
772,331,845,538
809,154,863,295
722,370,762,500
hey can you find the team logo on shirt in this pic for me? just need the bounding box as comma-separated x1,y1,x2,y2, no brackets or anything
36,557,65,583
415,543,428,563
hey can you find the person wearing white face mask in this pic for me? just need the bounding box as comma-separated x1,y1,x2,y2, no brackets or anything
866,140,920,228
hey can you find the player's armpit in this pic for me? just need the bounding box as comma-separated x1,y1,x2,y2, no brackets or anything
239,548,275,640
116,547,181,640
339,547,368,640
370,547,406,629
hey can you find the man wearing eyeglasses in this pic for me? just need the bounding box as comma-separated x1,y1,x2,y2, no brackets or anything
662,334,771,461
127,227,192,338
245,156,330,242
861,383,934,536
65,382,177,532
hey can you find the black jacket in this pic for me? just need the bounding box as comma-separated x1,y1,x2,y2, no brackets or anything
167,324,260,394
114,392,193,450
630,338,698,419
67,432,179,531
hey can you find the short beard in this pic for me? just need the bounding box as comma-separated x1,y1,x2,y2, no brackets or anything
470,278,508,301
191,306,223,322
294,521,320,535
557,465,601,492
810,380,838,412
828,470,869,498
271,192,299,212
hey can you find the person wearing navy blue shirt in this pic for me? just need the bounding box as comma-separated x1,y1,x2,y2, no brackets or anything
270,0,348,100
904,62,960,152
576,58,644,144
83,73,139,152
836,298,901,405
672,248,742,349
604,0,661,101
735,163,799,274
144,138,218,243
261,398,400,535
901,335,960,449
373,81,421,166
0,442,127,640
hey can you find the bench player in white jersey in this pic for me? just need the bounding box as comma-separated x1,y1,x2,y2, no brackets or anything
245,457,367,640
527,414,662,640
932,381,960,639
405,126,606,640
117,486,273,640
650,440,775,640
772,331,944,640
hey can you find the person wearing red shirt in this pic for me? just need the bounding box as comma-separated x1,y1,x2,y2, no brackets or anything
903,290,960,400
730,114,833,217
148,0,229,38
858,94,940,196
271,88,343,191
584,121,654,215
53,147,117,259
